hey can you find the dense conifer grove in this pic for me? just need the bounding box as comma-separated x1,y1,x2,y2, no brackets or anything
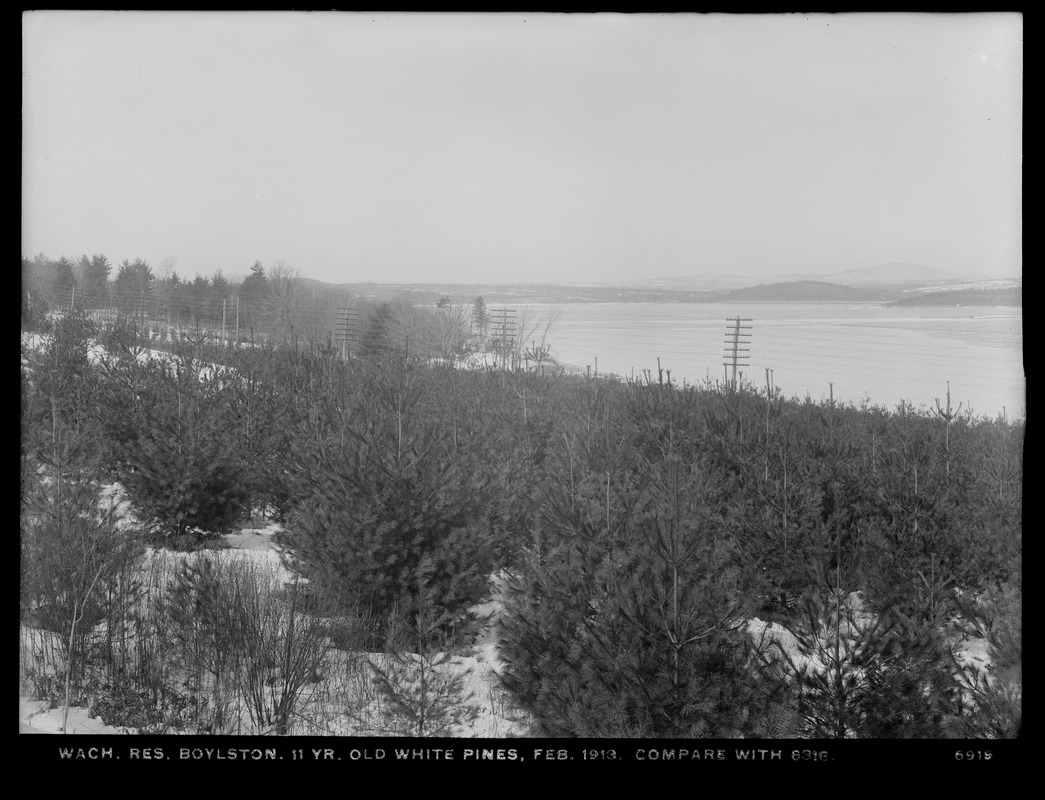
20,302,1021,738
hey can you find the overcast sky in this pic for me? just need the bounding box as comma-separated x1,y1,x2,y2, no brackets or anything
23,11,1022,286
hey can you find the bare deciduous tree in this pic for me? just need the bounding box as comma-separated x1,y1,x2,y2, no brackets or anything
516,305,561,372
156,257,180,329
268,261,302,343
386,297,438,360
436,296,472,362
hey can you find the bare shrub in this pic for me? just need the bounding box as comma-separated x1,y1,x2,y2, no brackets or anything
163,553,332,734
21,473,144,731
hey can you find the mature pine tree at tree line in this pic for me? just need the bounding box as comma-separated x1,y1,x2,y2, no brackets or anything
20,283,1021,737
238,260,269,332
23,255,259,329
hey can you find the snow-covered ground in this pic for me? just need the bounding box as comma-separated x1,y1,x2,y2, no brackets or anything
23,330,237,386
902,279,1020,295
19,451,1004,737
21,525,995,736
18,507,999,736
19,697,130,735
18,515,533,737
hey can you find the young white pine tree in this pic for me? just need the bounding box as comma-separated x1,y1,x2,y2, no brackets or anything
367,564,481,737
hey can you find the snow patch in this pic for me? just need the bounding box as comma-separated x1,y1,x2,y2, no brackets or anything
19,697,131,735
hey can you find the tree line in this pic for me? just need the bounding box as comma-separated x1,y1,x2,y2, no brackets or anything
22,253,555,366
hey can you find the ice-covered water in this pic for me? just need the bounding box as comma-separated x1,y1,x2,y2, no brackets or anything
515,301,1024,419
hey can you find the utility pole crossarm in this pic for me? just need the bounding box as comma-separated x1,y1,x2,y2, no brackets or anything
722,315,754,392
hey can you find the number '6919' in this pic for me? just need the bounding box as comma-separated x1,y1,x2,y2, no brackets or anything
955,750,992,761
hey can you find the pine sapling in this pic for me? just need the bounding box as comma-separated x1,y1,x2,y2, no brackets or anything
367,568,480,737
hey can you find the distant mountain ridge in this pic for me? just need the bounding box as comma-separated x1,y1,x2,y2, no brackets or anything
641,262,970,291
815,263,963,287
297,263,1018,305
714,280,894,302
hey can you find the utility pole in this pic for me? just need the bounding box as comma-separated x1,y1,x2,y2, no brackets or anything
491,307,517,370
501,307,508,369
723,316,753,391
335,307,360,360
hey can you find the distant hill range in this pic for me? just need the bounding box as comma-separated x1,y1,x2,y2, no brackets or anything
641,262,984,292
888,280,1022,308
711,280,893,302
804,262,961,287
302,263,1020,306
612,262,1020,304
